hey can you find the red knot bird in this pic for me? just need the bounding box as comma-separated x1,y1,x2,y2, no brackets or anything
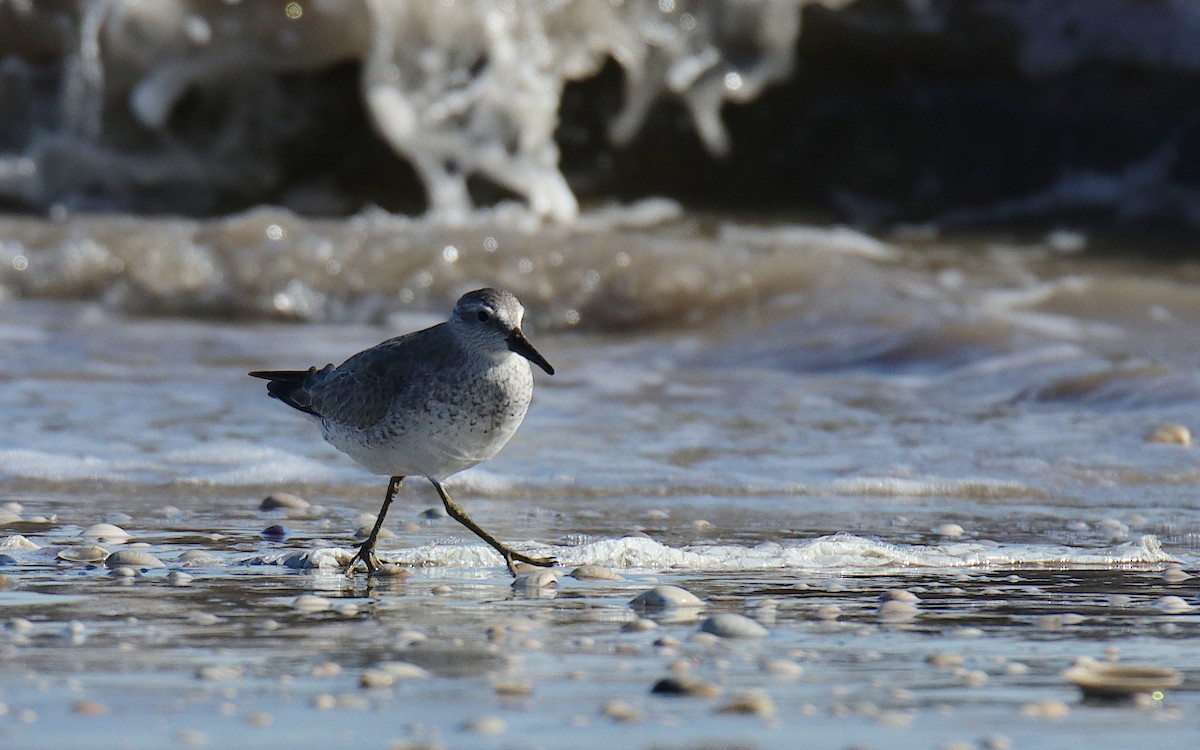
250,288,555,575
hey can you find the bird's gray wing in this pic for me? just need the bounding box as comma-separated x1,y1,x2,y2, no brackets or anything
304,325,454,430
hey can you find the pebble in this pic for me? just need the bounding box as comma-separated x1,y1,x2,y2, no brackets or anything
71,700,108,716
81,523,130,544
716,690,776,717
1147,424,1192,446
196,665,245,681
1153,595,1192,613
602,699,643,722
168,571,193,586
56,545,109,563
494,680,533,696
374,563,410,578
259,493,310,511
815,604,841,620
108,566,139,579
760,658,804,677
878,600,920,622
1162,565,1192,583
651,675,721,698
512,570,560,591
934,523,964,538
260,524,290,541
104,550,164,570
630,585,704,611
622,618,658,633
699,613,768,639
245,712,273,728
569,564,624,581
463,714,506,736
179,550,220,565
312,662,341,678
981,734,1013,750
881,589,920,603
1018,700,1070,719
293,595,332,613
419,506,448,519
926,652,965,668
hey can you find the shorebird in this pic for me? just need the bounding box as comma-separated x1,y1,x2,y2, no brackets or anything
250,288,555,574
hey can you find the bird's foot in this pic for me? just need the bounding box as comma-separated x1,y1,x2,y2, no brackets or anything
504,549,556,575
344,541,383,576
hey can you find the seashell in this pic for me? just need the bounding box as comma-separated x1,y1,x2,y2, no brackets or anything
57,545,109,563
1062,661,1183,699
104,549,165,569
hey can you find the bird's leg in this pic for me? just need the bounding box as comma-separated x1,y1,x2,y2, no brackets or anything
345,476,404,575
430,480,556,572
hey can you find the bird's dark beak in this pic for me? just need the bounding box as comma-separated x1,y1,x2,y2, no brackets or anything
508,329,554,375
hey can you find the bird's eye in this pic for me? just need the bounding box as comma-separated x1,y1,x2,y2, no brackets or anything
476,311,490,322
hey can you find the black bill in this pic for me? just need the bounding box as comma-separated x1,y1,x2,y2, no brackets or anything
507,329,555,375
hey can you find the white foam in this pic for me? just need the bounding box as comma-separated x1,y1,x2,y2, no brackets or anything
287,533,1177,573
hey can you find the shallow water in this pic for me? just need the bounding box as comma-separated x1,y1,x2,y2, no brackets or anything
1,213,1199,748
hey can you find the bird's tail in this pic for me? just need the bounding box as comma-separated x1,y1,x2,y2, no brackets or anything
248,368,322,416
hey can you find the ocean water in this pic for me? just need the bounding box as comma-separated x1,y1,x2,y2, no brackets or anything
1,210,1198,748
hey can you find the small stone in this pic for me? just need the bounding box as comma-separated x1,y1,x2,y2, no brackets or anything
374,563,409,578
293,595,332,613
57,545,109,563
630,585,704,611
260,524,289,541
981,734,1013,750
1154,595,1192,613
1147,424,1192,446
926,652,965,668
81,524,130,544
463,714,506,735
881,589,920,603
179,550,220,565
313,694,337,710
494,680,533,696
878,600,920,622
104,550,164,570
168,571,193,586
419,506,448,519
651,675,720,698
815,604,841,620
512,570,560,590
312,662,341,678
760,658,803,677
1162,565,1191,583
370,661,431,680
108,566,139,579
621,618,658,633
690,519,712,530
71,700,108,716
644,509,669,521
699,613,768,639
259,493,310,511
602,699,642,722
1019,700,1070,719
716,690,776,717
934,523,964,538
569,564,624,581
245,712,273,728
196,665,245,681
